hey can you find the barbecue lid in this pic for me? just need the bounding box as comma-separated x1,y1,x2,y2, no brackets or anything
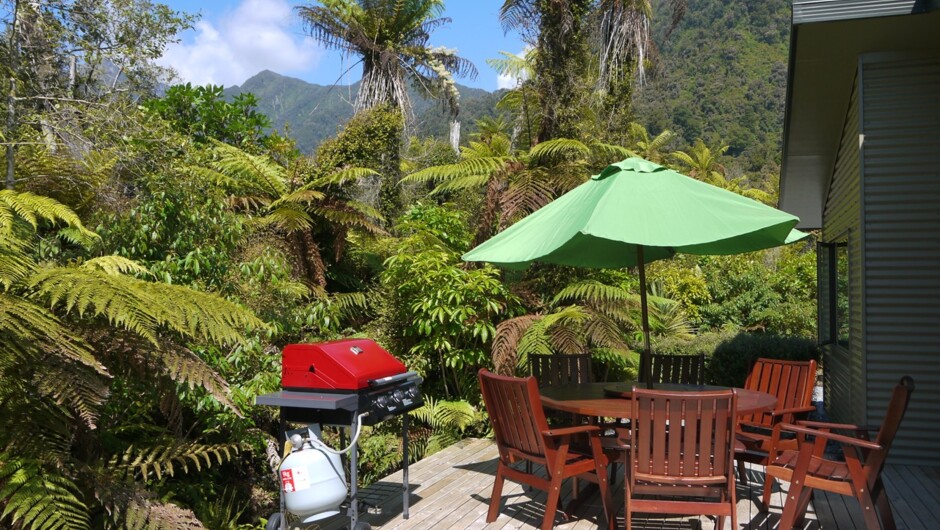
282,339,408,391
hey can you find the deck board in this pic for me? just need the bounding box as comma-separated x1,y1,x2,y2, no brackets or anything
310,439,939,529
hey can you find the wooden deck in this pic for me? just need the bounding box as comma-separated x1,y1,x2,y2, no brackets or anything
318,439,940,530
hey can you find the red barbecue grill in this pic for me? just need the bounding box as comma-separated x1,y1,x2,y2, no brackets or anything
256,339,422,530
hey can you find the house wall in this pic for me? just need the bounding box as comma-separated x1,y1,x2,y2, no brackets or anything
860,53,940,465
821,72,866,426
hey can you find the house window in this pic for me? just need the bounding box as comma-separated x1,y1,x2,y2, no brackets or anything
834,242,849,347
821,239,850,347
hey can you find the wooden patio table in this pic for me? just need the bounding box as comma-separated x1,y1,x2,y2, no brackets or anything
540,381,777,418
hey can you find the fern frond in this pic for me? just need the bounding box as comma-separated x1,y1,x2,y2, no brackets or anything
0,246,35,289
552,280,633,306
268,187,327,209
0,191,98,243
0,455,90,530
29,268,265,347
211,141,287,197
33,363,109,429
491,315,540,375
156,344,238,412
528,138,591,165
516,320,555,366
591,141,637,162
401,157,510,185
431,174,490,194
81,256,152,277
0,293,105,374
499,170,554,222
252,204,315,232
310,166,379,187
111,441,241,481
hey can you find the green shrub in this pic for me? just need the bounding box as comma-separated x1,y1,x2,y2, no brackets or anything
706,332,819,387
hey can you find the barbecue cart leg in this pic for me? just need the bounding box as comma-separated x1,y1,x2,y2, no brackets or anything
348,411,359,530
403,414,410,519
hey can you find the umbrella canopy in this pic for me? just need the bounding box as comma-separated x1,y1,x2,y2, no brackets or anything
463,157,808,382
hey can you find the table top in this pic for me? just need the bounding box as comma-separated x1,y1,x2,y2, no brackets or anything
540,382,776,418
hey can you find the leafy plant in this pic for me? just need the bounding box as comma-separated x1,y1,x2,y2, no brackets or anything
0,191,265,530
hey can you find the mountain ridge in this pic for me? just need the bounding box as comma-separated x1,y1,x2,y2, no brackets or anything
224,70,503,153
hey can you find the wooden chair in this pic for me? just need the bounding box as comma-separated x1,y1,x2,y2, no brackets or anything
763,376,914,530
650,353,706,385
623,387,738,530
529,353,594,386
477,369,614,530
735,358,817,480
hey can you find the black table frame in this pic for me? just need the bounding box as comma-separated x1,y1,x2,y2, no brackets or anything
256,390,412,530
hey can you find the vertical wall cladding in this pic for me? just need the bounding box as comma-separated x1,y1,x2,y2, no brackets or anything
822,72,865,426
861,54,940,466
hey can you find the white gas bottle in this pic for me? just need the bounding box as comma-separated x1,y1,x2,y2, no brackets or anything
279,425,347,523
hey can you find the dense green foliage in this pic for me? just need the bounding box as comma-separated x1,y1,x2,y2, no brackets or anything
634,0,790,173
0,1,818,528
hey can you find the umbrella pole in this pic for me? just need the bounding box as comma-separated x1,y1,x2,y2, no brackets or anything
637,246,653,388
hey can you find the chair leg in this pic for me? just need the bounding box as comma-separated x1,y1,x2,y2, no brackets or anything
737,460,747,484
856,487,883,530
779,482,812,530
875,482,898,530
761,472,774,511
592,456,615,530
541,469,564,530
486,462,507,523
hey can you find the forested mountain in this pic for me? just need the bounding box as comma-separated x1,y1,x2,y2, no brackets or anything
225,70,504,153
633,0,791,173
228,1,790,171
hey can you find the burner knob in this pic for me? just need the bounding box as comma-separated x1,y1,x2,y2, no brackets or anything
376,396,388,408
393,389,404,402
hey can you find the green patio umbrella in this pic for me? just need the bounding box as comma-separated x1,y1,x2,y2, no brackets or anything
462,157,808,383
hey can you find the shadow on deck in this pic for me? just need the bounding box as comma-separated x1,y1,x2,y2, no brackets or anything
316,438,939,530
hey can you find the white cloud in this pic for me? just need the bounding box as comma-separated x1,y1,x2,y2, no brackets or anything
496,73,517,90
158,0,320,87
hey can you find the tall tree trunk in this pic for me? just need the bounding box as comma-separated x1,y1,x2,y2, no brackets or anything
6,0,20,190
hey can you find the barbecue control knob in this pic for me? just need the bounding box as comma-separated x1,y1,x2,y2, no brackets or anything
376,396,388,408
393,389,404,402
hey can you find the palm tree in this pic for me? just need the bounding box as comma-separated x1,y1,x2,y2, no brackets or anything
487,48,539,150
671,139,729,187
627,121,674,164
296,0,477,119
671,140,775,204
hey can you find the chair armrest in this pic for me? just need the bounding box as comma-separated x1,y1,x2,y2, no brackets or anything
779,423,883,451
769,405,816,417
796,420,879,433
542,425,602,438
796,420,859,430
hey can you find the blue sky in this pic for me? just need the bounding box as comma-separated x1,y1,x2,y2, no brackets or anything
158,0,526,91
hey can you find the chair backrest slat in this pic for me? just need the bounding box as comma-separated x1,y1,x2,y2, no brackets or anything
630,388,737,485
530,353,594,387
742,358,817,426
650,353,706,385
870,376,914,472
479,369,548,458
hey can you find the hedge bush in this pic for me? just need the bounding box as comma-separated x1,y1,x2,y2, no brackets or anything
706,332,819,387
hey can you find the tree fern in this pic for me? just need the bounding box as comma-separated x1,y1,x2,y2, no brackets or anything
527,138,591,165
0,456,90,530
